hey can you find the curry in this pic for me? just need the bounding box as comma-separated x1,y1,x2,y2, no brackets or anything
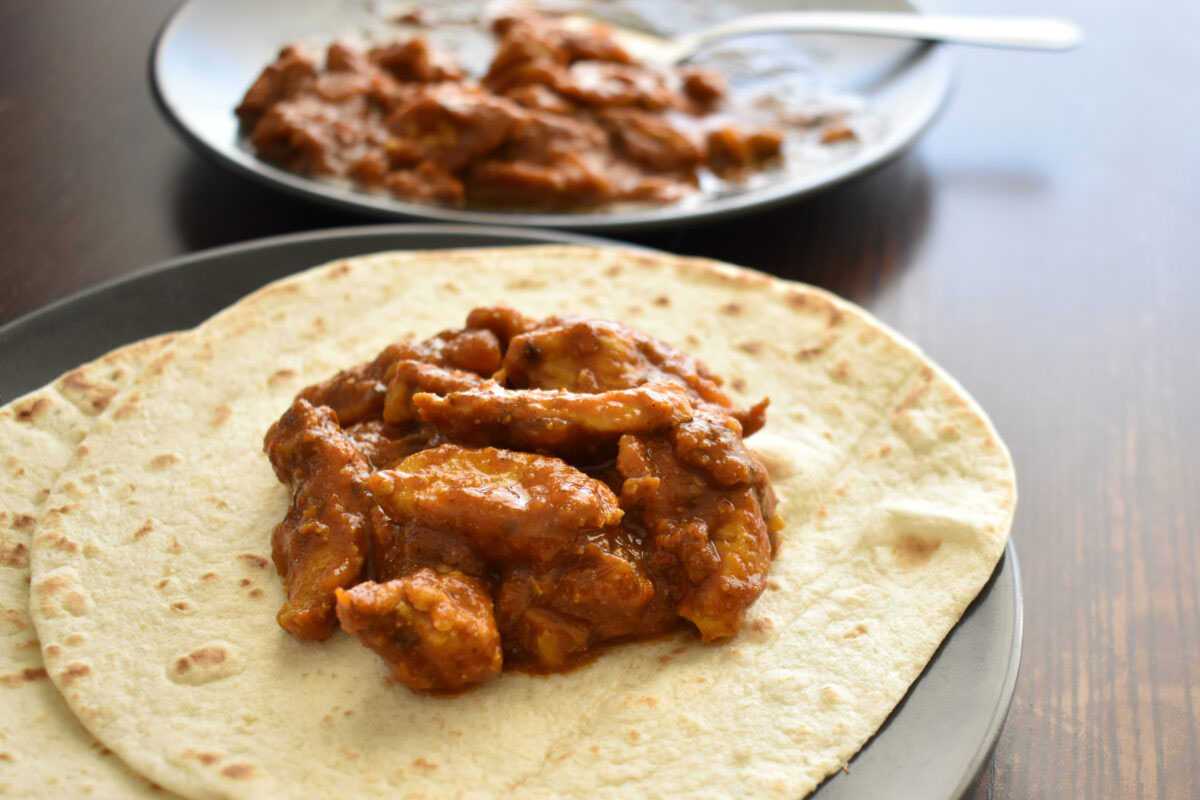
264,308,779,692
236,10,785,210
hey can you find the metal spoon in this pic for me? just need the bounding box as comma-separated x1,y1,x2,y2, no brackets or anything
566,12,1083,63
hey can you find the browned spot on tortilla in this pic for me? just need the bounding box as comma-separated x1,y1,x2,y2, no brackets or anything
249,588,264,598
652,295,670,306
603,264,623,276
983,437,999,451
171,600,193,612
268,368,296,388
794,331,838,361
879,445,892,458
750,617,774,633
167,537,183,555
0,541,28,567
149,453,180,469
211,404,233,427
13,513,35,530
14,396,51,422
330,263,352,279
843,624,868,639
39,532,80,553
893,533,941,568
766,579,782,591
114,393,141,420
38,574,71,595
59,663,91,686
15,638,39,651
66,633,86,645
207,496,231,510
133,519,155,541
36,488,50,501
829,360,851,381
45,644,63,658
239,554,269,570
730,377,747,393
719,301,743,315
0,667,47,686
221,763,257,780
941,424,960,440
340,747,362,763
0,752,12,761
174,646,227,676
156,578,170,590
442,282,461,294
738,340,764,354
201,572,219,582
627,730,643,742
506,277,546,290
412,757,438,773
626,304,644,315
238,578,251,587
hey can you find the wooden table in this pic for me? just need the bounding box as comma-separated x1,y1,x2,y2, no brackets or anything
2,1,1197,796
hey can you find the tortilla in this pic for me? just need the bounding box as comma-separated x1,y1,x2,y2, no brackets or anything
0,335,178,798
26,246,1015,799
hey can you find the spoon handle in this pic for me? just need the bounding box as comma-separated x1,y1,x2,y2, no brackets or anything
682,12,1084,54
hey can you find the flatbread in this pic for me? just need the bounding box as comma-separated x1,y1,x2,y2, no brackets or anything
27,246,1015,799
1,335,179,798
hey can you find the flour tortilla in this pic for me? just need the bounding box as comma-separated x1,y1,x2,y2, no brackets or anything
0,335,179,798
28,246,1015,800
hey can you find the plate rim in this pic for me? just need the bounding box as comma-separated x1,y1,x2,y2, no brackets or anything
147,1,954,231
0,223,1022,798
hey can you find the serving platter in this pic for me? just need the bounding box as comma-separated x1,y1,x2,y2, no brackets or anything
0,226,1019,799
150,0,952,230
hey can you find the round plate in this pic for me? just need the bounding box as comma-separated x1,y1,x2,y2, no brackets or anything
150,0,952,230
0,226,1019,798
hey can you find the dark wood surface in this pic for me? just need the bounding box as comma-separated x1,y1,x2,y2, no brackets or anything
2,1,1197,797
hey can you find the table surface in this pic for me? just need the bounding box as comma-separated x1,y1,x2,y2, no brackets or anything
3,1,1198,797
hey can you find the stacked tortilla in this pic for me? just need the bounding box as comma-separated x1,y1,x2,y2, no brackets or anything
0,247,1015,799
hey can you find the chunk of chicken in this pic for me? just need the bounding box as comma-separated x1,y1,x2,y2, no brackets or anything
263,399,371,639
335,569,502,692
381,360,489,426
413,381,692,457
617,434,772,641
369,444,623,569
495,534,673,670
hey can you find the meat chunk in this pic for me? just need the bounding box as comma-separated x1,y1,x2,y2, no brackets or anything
368,37,464,83
617,434,772,641
388,85,521,170
299,343,407,425
382,360,489,426
496,536,667,670
336,569,501,691
369,444,623,569
236,46,317,121
598,109,703,173
263,400,371,639
412,382,693,456
503,317,735,411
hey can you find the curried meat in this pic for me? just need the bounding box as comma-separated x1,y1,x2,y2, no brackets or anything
263,307,780,691
369,444,623,570
237,10,789,210
412,382,694,457
336,569,502,691
263,399,372,639
616,434,772,641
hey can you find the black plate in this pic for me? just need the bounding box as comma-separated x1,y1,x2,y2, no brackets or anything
0,225,1020,799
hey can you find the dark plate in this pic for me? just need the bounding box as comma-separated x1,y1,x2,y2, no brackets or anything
149,0,953,231
0,225,1020,799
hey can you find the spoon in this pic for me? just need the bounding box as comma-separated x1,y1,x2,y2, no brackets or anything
564,12,1084,63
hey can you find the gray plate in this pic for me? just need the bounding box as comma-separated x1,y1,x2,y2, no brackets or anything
0,226,1020,798
150,0,953,230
